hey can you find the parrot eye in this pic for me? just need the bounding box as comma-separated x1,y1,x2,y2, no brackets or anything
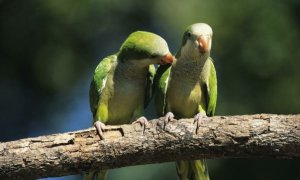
187,32,192,38
150,54,159,59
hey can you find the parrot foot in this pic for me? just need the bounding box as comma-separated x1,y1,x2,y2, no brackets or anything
94,121,106,140
132,116,149,133
160,112,175,130
193,113,207,134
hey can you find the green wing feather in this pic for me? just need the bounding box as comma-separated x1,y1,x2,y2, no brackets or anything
89,55,117,117
206,58,217,116
154,64,172,116
144,64,156,108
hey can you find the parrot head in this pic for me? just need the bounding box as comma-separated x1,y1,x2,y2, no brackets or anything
180,23,213,58
118,31,174,67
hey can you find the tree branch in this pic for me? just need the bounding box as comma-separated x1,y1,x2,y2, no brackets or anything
1,114,300,179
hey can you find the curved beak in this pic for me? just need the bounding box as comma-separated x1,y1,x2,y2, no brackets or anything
160,52,175,64
197,35,210,53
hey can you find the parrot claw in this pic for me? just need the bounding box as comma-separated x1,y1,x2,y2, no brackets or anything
193,113,207,134
160,112,175,130
132,116,149,132
94,121,106,140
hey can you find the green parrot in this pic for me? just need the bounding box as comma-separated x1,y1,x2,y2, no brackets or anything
154,23,217,180
85,31,174,180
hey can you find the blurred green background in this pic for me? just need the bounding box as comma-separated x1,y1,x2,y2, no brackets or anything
1,0,300,179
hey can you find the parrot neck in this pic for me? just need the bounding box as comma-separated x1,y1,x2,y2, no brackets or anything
172,51,210,82
175,47,210,69
116,60,148,81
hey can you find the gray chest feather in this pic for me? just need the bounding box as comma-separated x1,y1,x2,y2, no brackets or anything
165,59,210,117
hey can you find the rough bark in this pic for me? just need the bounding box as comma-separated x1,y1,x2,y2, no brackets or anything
1,114,300,179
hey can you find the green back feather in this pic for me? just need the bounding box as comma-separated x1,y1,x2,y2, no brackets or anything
206,58,217,116
144,64,156,108
154,64,172,116
89,55,117,117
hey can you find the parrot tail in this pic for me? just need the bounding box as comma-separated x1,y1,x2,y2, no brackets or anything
84,170,107,180
176,160,210,180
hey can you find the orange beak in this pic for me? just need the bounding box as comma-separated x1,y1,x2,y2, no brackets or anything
160,53,175,64
197,35,209,53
